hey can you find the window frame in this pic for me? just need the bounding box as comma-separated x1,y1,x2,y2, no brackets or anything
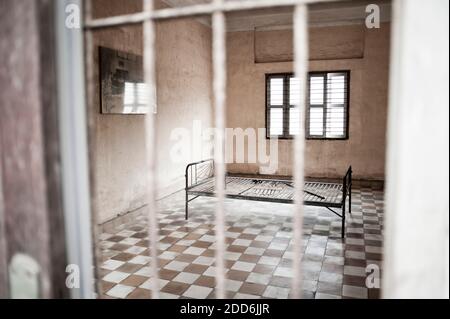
306,70,350,140
265,71,350,140
265,73,291,139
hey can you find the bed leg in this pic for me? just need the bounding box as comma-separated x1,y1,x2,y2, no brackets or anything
349,167,352,214
349,186,352,215
341,200,346,239
185,191,189,220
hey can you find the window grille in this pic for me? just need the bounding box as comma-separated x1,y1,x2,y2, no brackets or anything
266,71,349,139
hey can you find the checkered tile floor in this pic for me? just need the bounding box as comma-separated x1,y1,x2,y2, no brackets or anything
98,187,383,299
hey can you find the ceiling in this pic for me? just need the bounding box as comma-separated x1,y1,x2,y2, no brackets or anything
161,0,392,31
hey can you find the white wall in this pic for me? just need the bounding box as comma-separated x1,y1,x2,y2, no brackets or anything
383,0,449,298
91,0,213,223
226,24,391,180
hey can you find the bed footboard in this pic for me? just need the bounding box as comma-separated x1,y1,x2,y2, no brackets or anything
185,159,214,219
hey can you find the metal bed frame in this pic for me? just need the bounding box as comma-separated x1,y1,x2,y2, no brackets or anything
185,159,352,238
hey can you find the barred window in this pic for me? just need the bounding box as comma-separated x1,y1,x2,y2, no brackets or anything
266,71,350,139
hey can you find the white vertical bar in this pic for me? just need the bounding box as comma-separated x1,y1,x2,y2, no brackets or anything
83,0,104,298
55,0,94,299
383,0,449,298
83,0,103,298
143,0,160,299
212,0,227,299
292,3,308,299
0,134,6,298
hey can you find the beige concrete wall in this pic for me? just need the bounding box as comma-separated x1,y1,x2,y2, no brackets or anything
91,0,212,223
226,23,390,180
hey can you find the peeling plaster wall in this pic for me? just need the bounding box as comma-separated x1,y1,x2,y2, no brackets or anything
226,23,391,180
91,0,212,223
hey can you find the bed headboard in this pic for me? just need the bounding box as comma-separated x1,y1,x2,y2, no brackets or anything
185,159,214,189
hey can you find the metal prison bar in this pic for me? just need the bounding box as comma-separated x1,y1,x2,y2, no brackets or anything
84,0,347,299
84,0,340,29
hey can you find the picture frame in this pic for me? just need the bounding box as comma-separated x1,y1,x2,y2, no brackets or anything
99,46,156,114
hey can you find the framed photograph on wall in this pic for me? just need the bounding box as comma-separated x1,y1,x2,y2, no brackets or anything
99,46,157,114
